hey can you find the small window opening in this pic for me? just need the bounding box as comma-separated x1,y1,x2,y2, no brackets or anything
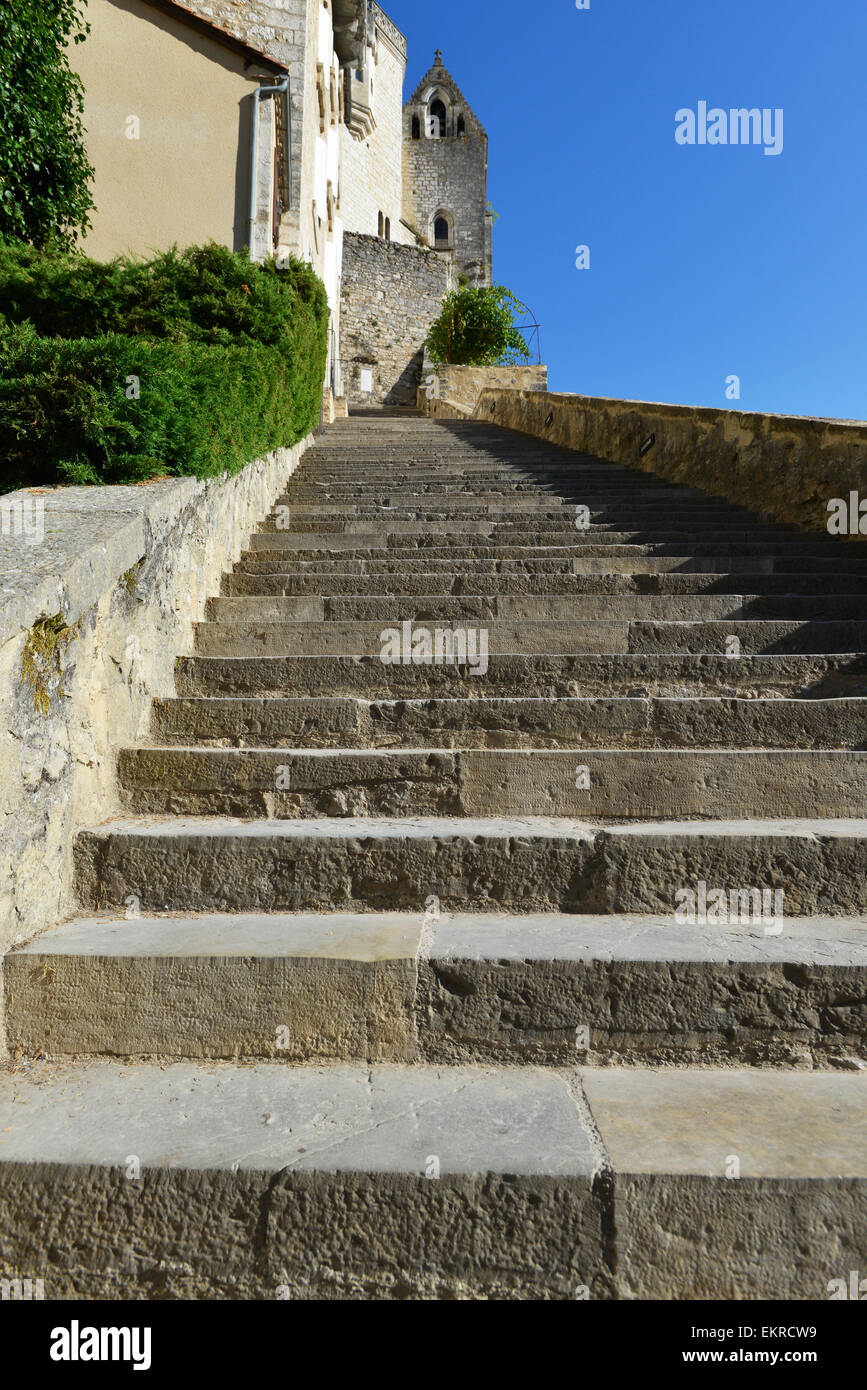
434,216,452,250
429,98,446,137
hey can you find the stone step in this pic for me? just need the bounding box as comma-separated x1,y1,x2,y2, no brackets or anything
150,695,867,751
247,539,850,560
7,911,866,1066
116,747,867,819
268,500,758,517
217,573,867,600
229,554,867,577
3,1059,863,1297
278,499,729,513
192,618,867,658
201,594,867,621
248,529,838,551
175,651,867,699
73,815,867,916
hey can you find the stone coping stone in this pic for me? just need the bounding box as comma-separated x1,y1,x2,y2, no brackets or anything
0,479,197,644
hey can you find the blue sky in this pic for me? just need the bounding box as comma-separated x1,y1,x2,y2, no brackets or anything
387,0,867,421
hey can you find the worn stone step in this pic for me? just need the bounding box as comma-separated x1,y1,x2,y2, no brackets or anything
175,651,867,699
7,911,867,1067
279,498,731,514
268,502,754,520
150,695,867,751
201,593,867,622
229,554,867,578
5,1059,862,1297
248,528,834,551
0,1059,604,1299
192,618,867,658
116,747,867,819
216,573,867,601
74,815,867,916
248,539,849,561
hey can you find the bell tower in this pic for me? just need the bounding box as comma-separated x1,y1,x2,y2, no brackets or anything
402,50,492,286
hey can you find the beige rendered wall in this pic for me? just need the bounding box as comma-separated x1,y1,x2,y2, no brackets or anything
70,0,268,260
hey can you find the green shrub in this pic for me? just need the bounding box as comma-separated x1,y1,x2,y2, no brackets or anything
0,0,95,248
0,242,329,486
0,241,328,350
426,285,530,367
0,326,322,486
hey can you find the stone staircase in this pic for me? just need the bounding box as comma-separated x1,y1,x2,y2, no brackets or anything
3,414,867,1300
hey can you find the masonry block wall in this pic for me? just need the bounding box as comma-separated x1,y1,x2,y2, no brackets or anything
340,234,450,407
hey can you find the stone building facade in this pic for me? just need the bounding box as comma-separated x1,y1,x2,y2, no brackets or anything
78,1,494,411
339,7,411,247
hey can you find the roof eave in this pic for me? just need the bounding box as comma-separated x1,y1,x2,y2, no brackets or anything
143,0,289,74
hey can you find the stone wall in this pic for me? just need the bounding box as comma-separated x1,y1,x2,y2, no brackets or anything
0,436,313,1052
441,388,867,540
340,233,451,406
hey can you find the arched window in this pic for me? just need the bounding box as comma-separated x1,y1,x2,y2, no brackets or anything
456,114,465,136
434,214,453,250
378,211,384,237
429,97,446,137
384,218,391,240
411,114,421,139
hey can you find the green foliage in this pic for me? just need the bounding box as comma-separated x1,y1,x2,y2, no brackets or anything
0,240,327,349
0,0,95,248
0,241,330,486
426,285,530,367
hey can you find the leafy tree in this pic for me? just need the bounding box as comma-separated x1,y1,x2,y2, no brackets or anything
0,0,95,248
426,285,530,367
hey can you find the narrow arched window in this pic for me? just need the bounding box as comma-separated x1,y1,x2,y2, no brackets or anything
411,115,421,139
384,218,391,240
434,216,451,249
456,115,465,136
378,211,384,237
429,98,446,137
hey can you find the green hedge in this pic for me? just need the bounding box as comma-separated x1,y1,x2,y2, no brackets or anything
0,241,329,485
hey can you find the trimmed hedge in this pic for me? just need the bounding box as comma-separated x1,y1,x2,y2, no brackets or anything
0,242,329,485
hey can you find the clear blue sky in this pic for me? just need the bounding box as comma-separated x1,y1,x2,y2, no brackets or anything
387,0,867,421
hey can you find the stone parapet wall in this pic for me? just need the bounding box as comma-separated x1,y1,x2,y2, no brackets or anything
440,388,867,540
0,438,313,1038
422,364,548,413
340,233,450,406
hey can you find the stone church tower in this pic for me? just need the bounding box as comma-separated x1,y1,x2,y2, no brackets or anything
402,51,493,287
